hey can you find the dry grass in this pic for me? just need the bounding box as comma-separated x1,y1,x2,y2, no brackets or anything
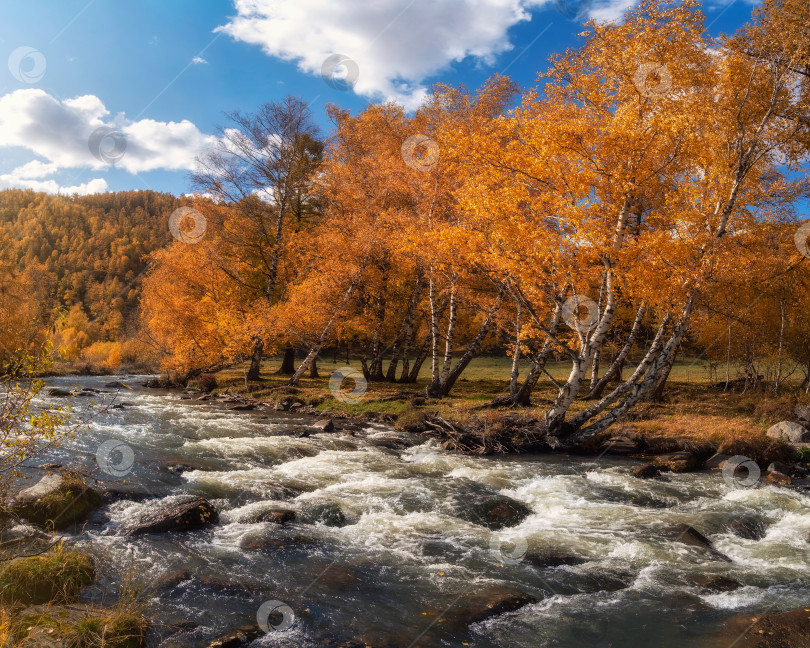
214,355,808,459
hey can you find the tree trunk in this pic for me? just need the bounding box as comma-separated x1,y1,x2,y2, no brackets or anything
405,329,432,383
440,290,504,396
386,276,423,382
510,301,522,398
509,302,562,406
246,337,264,381
288,281,358,385
309,355,319,378
586,303,645,399
429,280,457,397
277,346,296,375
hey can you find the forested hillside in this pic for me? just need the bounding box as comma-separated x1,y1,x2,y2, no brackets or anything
0,189,183,371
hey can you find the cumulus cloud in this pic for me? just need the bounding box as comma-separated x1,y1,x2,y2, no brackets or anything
0,89,217,177
217,0,637,109
192,56,208,65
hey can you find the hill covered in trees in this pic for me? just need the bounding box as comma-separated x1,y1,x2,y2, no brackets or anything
0,189,184,371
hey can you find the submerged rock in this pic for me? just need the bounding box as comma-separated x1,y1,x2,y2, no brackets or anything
524,550,587,568
300,501,347,527
47,388,73,397
669,523,732,562
251,509,296,524
450,586,539,625
126,496,218,535
723,517,767,541
718,607,810,648
460,495,532,530
691,573,740,592
10,473,102,530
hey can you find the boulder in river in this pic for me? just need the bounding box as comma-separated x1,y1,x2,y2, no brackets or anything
301,501,347,527
669,523,731,562
450,586,539,626
632,463,661,479
723,516,767,541
691,573,740,592
462,495,532,530
253,509,296,524
766,421,810,444
524,550,587,568
47,388,73,397
653,452,699,473
9,473,102,530
126,496,218,535
311,418,336,433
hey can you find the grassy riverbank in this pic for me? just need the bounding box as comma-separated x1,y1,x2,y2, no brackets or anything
206,355,808,463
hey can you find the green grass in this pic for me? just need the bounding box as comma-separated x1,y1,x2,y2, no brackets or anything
0,544,94,605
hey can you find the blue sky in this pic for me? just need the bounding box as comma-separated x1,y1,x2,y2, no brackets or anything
0,0,758,197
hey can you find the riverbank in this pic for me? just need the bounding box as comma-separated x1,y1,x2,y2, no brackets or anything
181,358,810,477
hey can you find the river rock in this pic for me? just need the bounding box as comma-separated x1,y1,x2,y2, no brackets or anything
764,470,792,485
670,524,731,562
450,586,539,625
704,453,731,469
718,607,810,648
254,509,296,524
10,473,102,530
300,502,347,527
524,550,587,568
691,573,741,591
105,380,127,388
600,436,640,455
654,452,699,473
766,421,810,444
228,403,257,411
311,418,336,433
461,495,532,530
47,388,73,397
126,496,218,535
632,463,661,479
206,624,263,648
767,461,794,475
724,517,767,541
239,530,314,552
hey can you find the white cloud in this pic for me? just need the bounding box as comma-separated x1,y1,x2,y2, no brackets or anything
218,0,637,109
0,167,108,195
0,89,217,193
192,56,208,65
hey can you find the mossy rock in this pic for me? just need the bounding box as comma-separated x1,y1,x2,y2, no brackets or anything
0,546,94,605
12,604,148,648
10,473,102,530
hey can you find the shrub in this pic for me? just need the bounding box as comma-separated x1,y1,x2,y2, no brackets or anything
197,373,218,393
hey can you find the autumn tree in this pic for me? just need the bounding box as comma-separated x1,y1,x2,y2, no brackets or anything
192,96,323,380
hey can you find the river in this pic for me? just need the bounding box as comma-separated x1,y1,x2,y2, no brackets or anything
16,375,810,647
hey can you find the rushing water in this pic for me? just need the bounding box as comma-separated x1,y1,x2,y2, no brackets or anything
13,375,810,647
